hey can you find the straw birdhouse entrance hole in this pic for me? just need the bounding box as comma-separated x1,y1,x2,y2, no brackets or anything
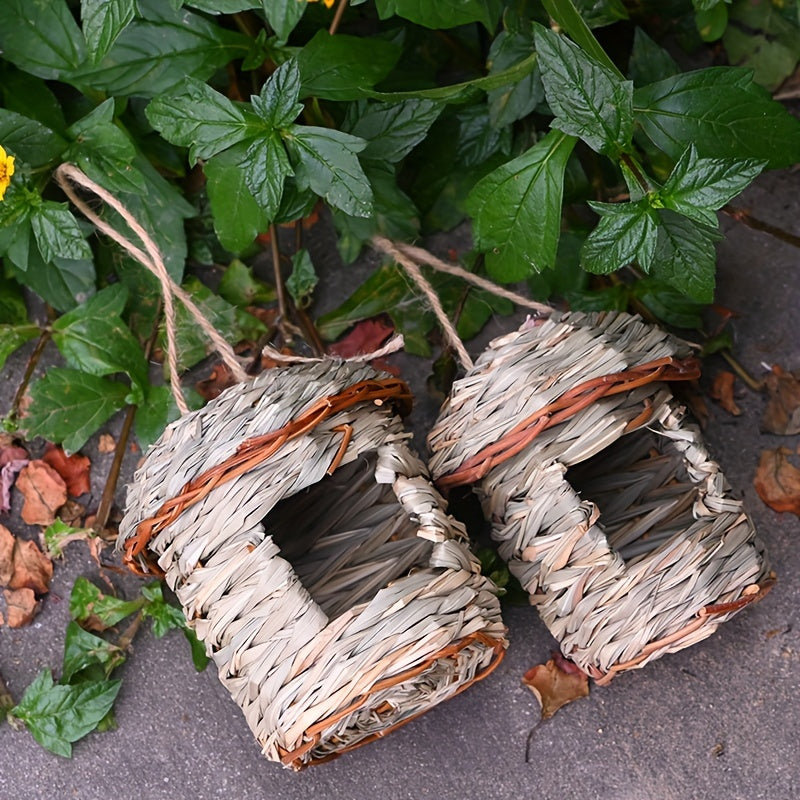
118,360,507,769
428,310,772,682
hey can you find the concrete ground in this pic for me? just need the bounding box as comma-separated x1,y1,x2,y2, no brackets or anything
0,168,798,800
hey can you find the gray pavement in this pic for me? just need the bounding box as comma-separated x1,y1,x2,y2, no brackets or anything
0,169,798,800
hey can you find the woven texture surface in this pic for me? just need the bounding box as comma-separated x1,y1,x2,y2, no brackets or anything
118,360,505,767
429,311,771,681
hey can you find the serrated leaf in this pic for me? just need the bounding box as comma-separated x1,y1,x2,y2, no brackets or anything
204,145,270,253
296,31,401,101
633,278,705,329
486,29,544,129
0,325,39,373
286,126,373,217
375,0,501,29
633,67,800,169
286,249,318,307
62,622,125,684
81,0,137,64
30,203,92,263
141,581,186,638
134,384,184,452
628,28,680,87
218,260,276,307
0,0,86,80
52,285,148,405
466,130,575,281
9,247,96,314
70,577,146,629
26,369,129,454
0,109,67,168
146,78,256,165
262,0,306,44
535,25,634,156
455,104,511,169
659,145,765,221
239,134,293,219
581,199,657,274
251,60,304,128
343,99,443,163
71,0,250,98
650,209,721,302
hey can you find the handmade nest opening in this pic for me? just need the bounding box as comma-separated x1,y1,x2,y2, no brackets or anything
267,450,432,619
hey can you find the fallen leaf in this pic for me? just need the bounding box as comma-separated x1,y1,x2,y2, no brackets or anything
763,366,800,435
328,317,394,359
57,499,86,528
0,458,29,513
4,587,37,627
710,371,741,416
195,361,238,401
7,538,52,594
42,443,91,497
15,461,68,525
522,653,589,719
753,448,800,516
0,525,14,585
0,444,28,467
97,434,116,454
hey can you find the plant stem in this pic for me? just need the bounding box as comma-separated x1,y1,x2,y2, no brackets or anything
117,611,144,652
94,304,162,533
723,205,800,250
620,153,652,195
11,328,50,420
720,349,764,392
329,0,348,35
269,224,290,326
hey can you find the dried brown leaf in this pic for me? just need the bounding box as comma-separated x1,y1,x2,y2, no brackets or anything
97,434,116,454
0,445,28,468
195,362,238,401
710,371,741,416
522,655,589,719
7,538,53,594
4,587,37,627
753,447,800,516
0,458,28,513
763,366,800,435
16,460,68,525
58,499,86,528
42,443,91,497
328,318,394,359
0,524,14,586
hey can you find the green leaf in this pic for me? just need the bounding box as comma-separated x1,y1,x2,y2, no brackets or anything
81,0,137,64
204,145,270,253
633,278,705,329
466,131,576,281
286,249,318,307
26,369,129,454
455,104,511,169
42,519,93,559
0,109,67,168
573,0,629,28
251,59,304,128
650,209,721,302
71,0,249,98
581,199,657,274
262,0,306,44
52,285,149,405
0,65,67,132
0,0,86,80
695,2,728,42
659,145,765,222
11,671,121,758
62,622,125,684
141,582,186,638
183,627,209,672
9,248,96,314
628,28,680,88
286,126,373,217
296,31,401,101
70,577,145,630
218,260,276,307
374,0,501,29
535,25,634,157
30,203,92,263
0,325,39,373
343,99,443,164
239,134,294,220
66,100,146,196
633,67,800,169
134,384,185,452
145,78,255,165
486,29,544,129
0,274,30,325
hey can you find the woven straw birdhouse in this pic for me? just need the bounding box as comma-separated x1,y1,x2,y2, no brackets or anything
428,310,772,683
118,360,506,768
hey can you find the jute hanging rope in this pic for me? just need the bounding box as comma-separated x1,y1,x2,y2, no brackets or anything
371,238,772,681
57,165,507,768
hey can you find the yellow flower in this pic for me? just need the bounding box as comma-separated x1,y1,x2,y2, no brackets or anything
0,145,15,202
305,0,336,7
